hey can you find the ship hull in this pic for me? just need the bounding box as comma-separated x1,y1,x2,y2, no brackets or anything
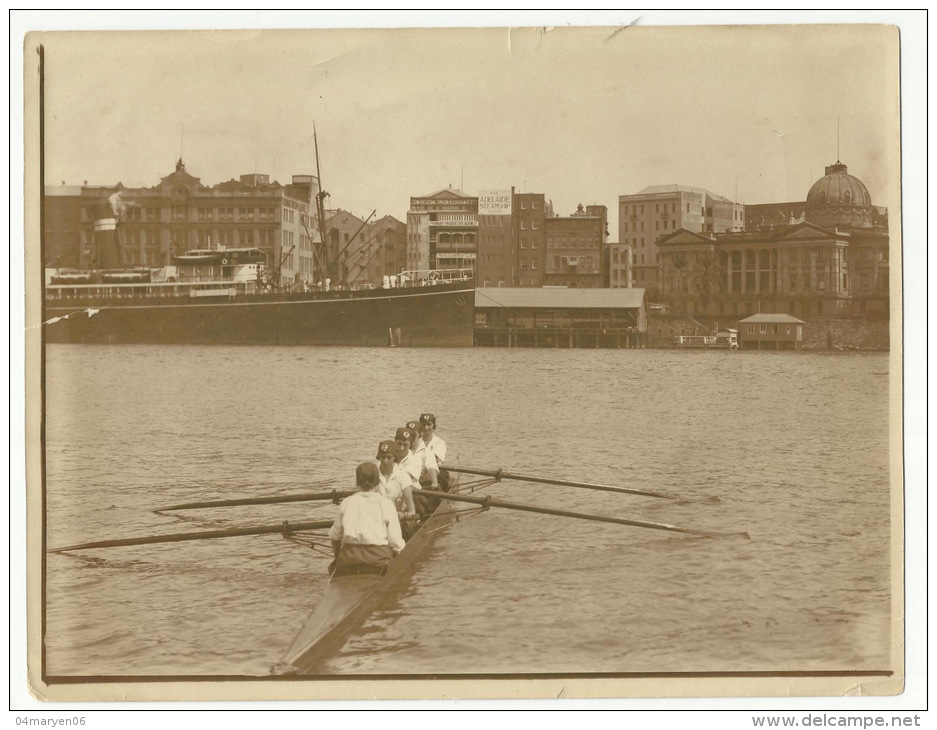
43,282,476,347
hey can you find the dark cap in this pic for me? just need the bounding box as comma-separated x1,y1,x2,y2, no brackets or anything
420,413,436,427
395,427,417,444
356,461,380,488
376,440,400,460
406,420,423,433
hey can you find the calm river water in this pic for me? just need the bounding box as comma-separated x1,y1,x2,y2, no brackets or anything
43,344,891,677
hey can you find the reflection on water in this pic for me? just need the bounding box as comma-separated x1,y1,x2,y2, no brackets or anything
44,345,890,676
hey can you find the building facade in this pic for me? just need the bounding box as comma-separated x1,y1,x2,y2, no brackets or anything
607,242,633,289
43,160,321,289
406,187,478,279
618,184,744,296
543,204,608,288
656,160,889,320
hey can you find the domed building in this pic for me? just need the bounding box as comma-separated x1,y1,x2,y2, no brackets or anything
805,160,876,229
656,158,890,322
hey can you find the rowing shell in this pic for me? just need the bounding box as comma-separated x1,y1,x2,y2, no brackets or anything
272,475,461,674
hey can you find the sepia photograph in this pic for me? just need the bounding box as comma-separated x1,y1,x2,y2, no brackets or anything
17,10,924,710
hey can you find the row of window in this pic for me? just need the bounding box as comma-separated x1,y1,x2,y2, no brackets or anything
747,324,797,335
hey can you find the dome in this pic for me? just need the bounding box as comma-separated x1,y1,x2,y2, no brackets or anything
804,161,874,229
806,161,871,207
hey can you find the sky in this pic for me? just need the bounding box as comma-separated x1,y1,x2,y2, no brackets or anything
31,14,902,241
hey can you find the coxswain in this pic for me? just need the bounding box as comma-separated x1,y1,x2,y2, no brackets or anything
328,462,405,575
376,439,417,537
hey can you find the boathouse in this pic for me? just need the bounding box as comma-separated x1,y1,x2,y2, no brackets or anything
474,287,647,348
738,313,804,350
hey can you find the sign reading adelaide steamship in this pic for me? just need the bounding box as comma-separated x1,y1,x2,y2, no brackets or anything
478,189,512,216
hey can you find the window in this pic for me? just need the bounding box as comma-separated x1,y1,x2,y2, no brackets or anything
686,203,690,213
772,325,778,334
239,207,254,220
655,204,659,213
759,324,767,334
641,222,645,231
520,239,526,249
521,221,527,230
172,206,186,221
748,325,755,334
786,325,792,335
531,260,538,270
521,202,528,210
640,205,644,214
532,239,538,248
671,203,676,212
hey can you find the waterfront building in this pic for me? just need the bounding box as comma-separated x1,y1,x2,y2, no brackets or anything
656,160,889,320
43,160,320,290
618,185,744,296
738,313,805,350
406,187,478,279
43,185,84,268
368,214,408,286
543,204,608,288
474,287,647,348
324,208,373,287
607,243,633,289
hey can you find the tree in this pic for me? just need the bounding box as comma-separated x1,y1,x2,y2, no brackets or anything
691,248,725,321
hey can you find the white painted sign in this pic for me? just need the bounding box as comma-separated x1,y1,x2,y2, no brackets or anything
478,189,512,216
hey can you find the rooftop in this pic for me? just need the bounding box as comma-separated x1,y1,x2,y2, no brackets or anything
475,287,646,310
630,184,734,203
738,313,805,324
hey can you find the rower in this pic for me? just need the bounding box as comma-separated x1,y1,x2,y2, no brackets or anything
376,439,417,537
419,412,447,491
394,426,422,491
405,419,427,468
328,462,405,576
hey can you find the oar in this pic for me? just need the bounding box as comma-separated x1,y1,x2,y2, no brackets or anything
49,519,334,554
156,490,355,512
412,488,748,539
445,466,720,504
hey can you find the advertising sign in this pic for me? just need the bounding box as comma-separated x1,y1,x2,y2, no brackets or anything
478,189,512,216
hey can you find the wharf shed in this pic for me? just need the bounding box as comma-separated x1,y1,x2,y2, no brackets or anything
474,287,647,348
738,313,804,350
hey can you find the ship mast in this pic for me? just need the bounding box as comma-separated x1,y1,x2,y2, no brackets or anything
313,125,331,283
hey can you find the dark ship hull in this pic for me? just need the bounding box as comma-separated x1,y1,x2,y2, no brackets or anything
43,280,476,347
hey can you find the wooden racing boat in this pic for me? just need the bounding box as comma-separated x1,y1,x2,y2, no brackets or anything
272,473,464,675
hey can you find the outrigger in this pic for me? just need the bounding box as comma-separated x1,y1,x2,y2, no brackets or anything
50,463,747,674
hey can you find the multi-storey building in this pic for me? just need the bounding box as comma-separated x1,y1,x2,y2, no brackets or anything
476,192,514,287
543,204,608,288
657,160,889,320
43,160,321,289
324,208,373,287
406,187,478,279
513,193,549,287
368,214,408,286
43,185,84,268
618,185,744,296
607,242,633,289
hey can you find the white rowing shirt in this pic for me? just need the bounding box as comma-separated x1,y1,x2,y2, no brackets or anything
377,463,409,507
329,491,405,552
422,434,447,467
397,450,422,488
